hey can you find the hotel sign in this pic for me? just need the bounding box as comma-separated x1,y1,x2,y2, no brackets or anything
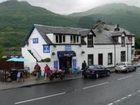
65,45,71,51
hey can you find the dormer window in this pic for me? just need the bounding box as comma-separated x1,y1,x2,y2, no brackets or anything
113,37,118,43
87,35,93,47
128,36,132,42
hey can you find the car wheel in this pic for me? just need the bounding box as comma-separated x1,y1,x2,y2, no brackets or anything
126,69,129,73
107,71,110,76
133,67,136,71
95,73,99,79
115,70,118,73
83,75,87,79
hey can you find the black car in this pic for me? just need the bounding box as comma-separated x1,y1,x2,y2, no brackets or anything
82,65,111,79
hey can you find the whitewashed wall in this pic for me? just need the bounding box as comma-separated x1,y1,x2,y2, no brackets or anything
27,28,51,60
22,28,133,73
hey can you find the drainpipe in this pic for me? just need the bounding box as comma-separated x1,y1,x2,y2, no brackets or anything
127,44,129,62
114,44,116,66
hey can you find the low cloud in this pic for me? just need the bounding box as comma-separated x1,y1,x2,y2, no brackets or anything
8,0,140,14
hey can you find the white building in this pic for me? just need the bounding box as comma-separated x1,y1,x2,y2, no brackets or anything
22,22,135,73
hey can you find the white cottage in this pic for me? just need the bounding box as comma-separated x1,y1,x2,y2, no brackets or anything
22,23,135,73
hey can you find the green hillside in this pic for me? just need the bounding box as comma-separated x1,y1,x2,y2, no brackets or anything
0,1,140,55
70,3,140,34
0,0,77,51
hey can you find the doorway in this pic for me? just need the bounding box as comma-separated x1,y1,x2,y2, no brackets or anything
98,53,103,65
59,57,72,73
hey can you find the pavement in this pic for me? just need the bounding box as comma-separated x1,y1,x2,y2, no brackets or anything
0,63,139,91
0,73,82,90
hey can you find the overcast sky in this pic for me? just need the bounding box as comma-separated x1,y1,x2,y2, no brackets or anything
1,0,140,14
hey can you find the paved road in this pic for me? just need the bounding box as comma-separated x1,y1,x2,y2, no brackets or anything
0,68,140,105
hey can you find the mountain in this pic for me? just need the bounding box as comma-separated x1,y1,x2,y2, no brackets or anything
0,0,77,50
70,3,140,35
0,1,140,54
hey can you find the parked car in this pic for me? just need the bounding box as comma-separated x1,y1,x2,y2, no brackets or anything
115,62,136,73
82,65,111,79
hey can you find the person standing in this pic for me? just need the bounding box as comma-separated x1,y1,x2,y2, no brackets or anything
44,64,51,80
17,71,21,82
34,63,41,80
82,60,87,70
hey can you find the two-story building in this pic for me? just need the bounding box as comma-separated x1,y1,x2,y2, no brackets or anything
22,22,135,73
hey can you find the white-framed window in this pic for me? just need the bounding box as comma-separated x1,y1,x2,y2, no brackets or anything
70,35,79,43
121,37,125,47
55,35,65,43
87,35,93,47
121,51,126,62
88,54,94,65
108,53,113,65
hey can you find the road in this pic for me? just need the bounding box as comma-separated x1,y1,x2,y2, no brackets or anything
0,68,140,105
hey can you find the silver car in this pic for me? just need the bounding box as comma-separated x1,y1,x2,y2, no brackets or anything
115,62,136,73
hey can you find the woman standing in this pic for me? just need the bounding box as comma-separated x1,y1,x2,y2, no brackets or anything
44,64,50,80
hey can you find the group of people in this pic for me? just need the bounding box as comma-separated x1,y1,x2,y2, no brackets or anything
34,60,87,80
34,63,51,80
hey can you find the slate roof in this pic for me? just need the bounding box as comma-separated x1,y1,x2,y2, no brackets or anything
24,24,134,46
34,24,91,45
93,24,134,44
34,24,90,36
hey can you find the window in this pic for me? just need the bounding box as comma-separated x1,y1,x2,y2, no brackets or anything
128,36,132,42
108,53,113,65
56,35,58,43
55,35,65,43
70,35,79,43
59,35,62,43
32,38,38,44
73,36,76,43
121,51,126,62
77,36,79,43
121,37,125,47
113,37,118,43
87,35,93,47
63,36,65,42
88,54,94,66
70,36,72,43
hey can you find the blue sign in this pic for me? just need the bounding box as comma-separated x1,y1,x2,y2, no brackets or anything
32,38,38,44
43,45,50,53
65,45,71,51
54,61,58,69
72,59,77,68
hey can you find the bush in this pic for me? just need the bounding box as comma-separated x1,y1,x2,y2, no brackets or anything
40,58,51,62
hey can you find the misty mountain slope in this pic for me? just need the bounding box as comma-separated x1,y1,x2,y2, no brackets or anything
0,0,77,48
0,1,140,53
70,3,140,34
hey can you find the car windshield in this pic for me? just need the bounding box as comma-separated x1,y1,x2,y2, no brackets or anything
88,65,98,69
116,63,126,65
88,65,104,69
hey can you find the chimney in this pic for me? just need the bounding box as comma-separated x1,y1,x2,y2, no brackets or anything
114,24,120,31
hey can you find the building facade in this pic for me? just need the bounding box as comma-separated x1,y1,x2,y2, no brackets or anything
22,23,135,73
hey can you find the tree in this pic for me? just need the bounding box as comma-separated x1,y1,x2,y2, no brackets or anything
135,35,140,49
0,46,4,58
